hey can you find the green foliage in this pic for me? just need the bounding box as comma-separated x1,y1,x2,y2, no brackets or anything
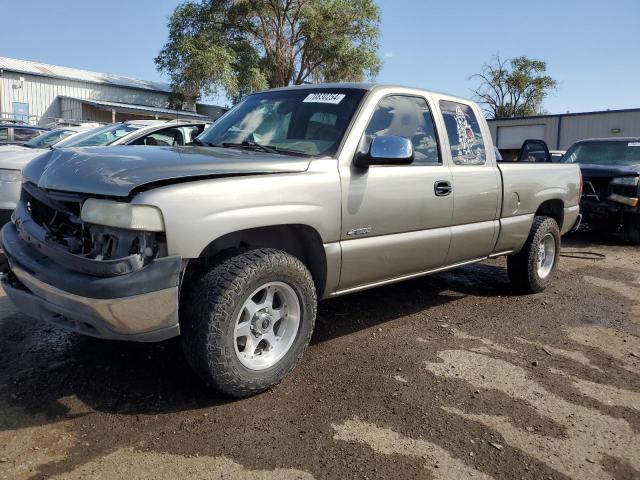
155,0,381,106
471,55,558,119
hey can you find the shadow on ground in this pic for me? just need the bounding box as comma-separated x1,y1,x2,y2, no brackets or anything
0,262,512,431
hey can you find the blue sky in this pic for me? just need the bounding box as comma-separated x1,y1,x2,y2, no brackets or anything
1,0,638,113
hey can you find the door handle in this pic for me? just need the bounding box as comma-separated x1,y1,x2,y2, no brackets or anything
434,180,452,196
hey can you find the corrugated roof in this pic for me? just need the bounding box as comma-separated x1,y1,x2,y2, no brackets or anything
487,107,640,122
62,97,209,119
0,56,171,93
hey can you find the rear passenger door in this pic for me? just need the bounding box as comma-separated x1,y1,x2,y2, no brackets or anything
438,100,500,264
338,94,453,290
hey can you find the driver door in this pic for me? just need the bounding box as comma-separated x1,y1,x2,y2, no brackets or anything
338,94,453,291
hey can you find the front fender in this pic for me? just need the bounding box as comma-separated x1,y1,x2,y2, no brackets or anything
132,160,341,258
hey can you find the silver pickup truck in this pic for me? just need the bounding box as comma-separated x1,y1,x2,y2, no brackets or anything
1,84,581,397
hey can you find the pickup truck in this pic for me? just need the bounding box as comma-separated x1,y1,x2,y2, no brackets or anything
561,137,640,243
0,84,581,397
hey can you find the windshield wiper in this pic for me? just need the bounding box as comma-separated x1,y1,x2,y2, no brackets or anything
194,138,219,147
198,139,306,156
222,141,279,154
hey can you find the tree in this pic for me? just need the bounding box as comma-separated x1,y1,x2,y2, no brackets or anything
470,55,557,119
155,0,382,106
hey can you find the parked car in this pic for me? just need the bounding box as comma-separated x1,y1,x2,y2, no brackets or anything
0,84,580,397
0,121,209,225
67,119,210,148
0,123,49,146
561,137,640,242
0,126,100,224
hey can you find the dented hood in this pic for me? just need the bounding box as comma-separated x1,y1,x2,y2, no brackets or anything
22,145,311,197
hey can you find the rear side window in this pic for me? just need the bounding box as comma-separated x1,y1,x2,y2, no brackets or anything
14,128,41,142
364,95,440,165
0,128,7,141
440,100,486,165
133,128,184,146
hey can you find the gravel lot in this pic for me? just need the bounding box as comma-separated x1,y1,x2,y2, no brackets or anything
0,231,639,480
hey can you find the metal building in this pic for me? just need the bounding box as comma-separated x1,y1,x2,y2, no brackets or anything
488,108,640,157
0,56,224,125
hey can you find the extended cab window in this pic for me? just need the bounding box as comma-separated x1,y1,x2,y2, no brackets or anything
364,95,440,165
440,100,486,165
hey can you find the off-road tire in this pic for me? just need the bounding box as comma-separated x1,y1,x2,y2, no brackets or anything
507,216,560,293
180,248,317,398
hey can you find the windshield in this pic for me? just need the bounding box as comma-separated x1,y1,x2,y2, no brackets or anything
23,129,74,148
562,141,640,166
198,88,367,156
56,123,142,148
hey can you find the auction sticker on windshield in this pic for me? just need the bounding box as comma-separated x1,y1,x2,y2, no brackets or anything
303,93,346,104
628,142,640,147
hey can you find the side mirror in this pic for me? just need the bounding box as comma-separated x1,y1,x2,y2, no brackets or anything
355,135,414,168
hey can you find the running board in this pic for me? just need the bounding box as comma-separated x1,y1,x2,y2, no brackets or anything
331,257,489,297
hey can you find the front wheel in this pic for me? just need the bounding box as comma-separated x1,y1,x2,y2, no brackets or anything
180,248,317,398
507,216,560,293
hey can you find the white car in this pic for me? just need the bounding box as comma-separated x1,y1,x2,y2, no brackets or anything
62,119,210,148
0,120,210,223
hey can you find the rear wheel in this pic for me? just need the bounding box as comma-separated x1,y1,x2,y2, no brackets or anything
507,216,560,293
180,248,317,398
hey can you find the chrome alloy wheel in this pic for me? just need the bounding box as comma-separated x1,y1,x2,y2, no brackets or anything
536,233,556,279
234,281,301,370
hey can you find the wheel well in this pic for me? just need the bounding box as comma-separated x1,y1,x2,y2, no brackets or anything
194,224,327,297
536,199,564,229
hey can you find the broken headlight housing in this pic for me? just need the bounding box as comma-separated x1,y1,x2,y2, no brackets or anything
81,199,165,232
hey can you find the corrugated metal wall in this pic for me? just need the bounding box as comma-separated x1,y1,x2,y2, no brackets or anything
559,111,640,148
488,110,640,151
0,71,170,124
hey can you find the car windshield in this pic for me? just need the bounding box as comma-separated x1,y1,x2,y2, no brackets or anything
23,129,75,148
197,88,367,156
56,123,142,148
561,140,640,166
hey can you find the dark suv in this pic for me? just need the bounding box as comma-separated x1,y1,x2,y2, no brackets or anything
561,138,640,243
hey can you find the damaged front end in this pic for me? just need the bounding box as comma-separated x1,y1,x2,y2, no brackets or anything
0,182,181,342
15,182,167,276
581,175,639,227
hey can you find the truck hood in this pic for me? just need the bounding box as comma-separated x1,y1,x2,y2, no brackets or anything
578,163,640,178
22,145,312,197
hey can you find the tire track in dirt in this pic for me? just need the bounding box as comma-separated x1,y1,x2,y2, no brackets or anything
425,345,640,479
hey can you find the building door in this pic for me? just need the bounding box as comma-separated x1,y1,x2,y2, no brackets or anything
12,102,29,123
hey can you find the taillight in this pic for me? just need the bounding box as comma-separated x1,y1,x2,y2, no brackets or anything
579,169,583,198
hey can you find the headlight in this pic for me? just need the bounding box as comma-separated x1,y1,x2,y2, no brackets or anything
81,199,165,232
611,176,639,186
0,169,23,183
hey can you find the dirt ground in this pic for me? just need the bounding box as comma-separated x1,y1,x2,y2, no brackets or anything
0,231,639,480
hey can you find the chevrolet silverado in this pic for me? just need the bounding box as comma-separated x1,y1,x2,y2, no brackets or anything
1,84,581,397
